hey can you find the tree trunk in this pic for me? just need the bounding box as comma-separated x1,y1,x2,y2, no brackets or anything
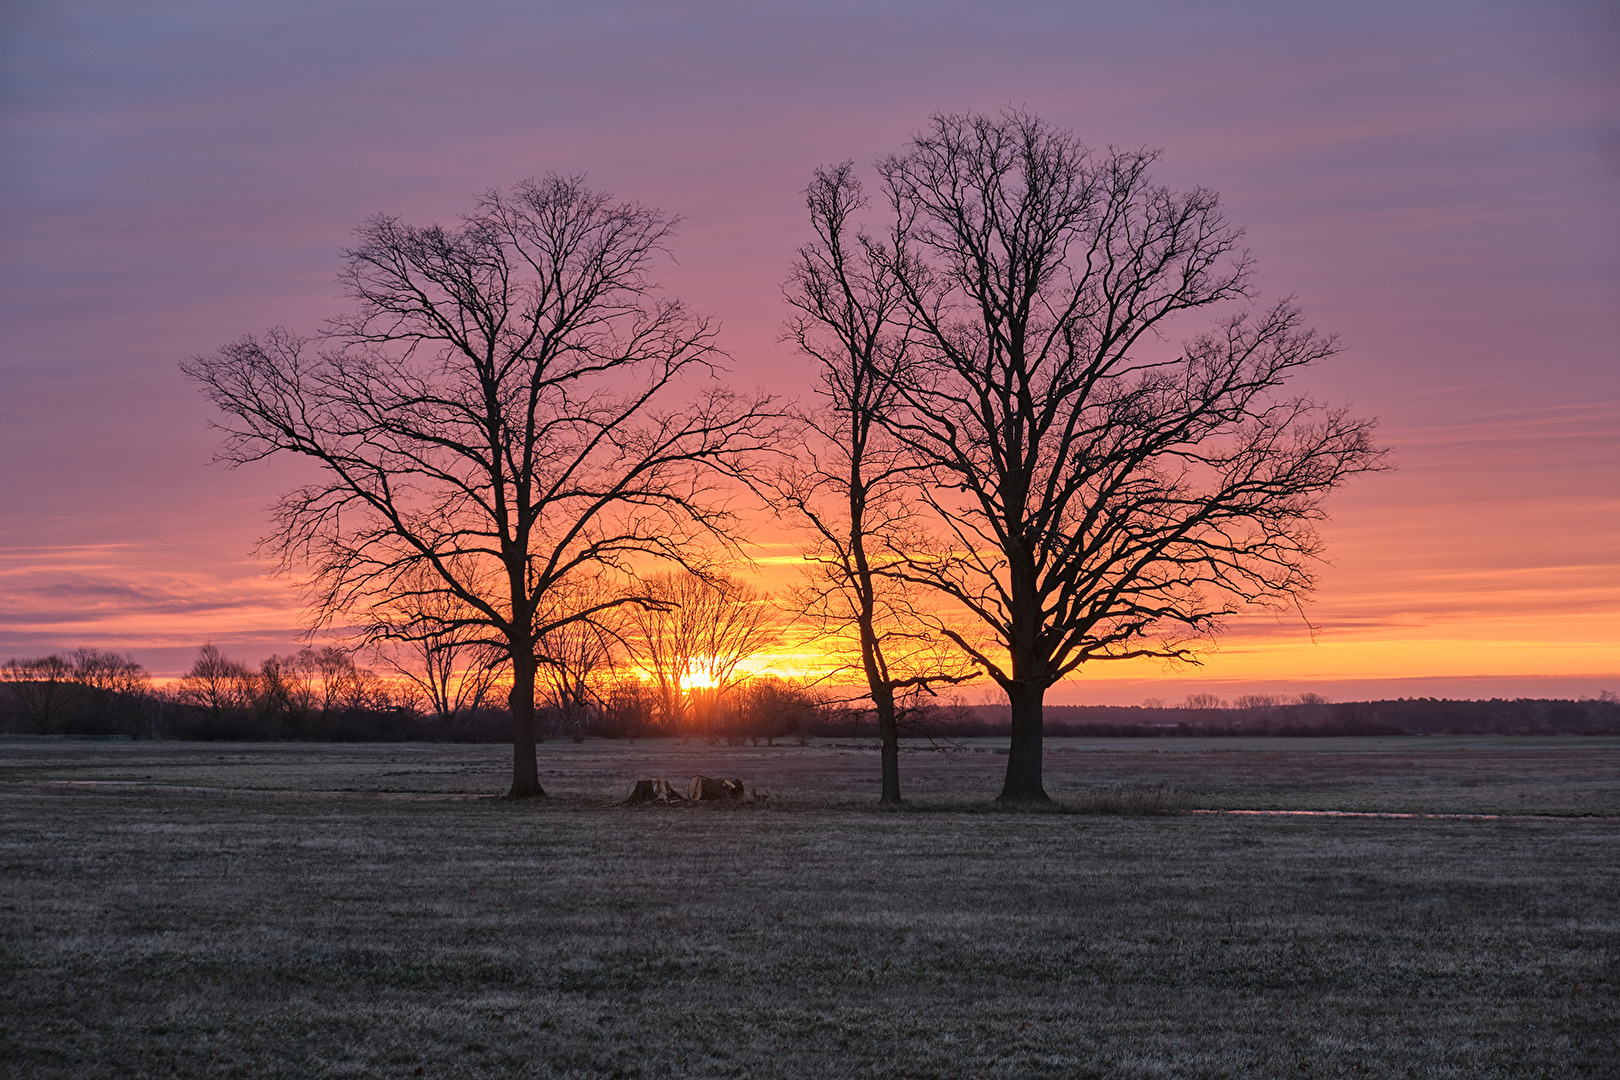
997,682,1049,803
874,688,901,805
508,656,545,799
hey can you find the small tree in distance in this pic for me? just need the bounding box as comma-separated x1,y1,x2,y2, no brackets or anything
69,649,150,722
373,567,505,726
536,593,619,742
1,655,75,734
176,643,253,722
623,571,778,734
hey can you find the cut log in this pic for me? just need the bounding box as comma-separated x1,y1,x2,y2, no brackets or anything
652,778,686,802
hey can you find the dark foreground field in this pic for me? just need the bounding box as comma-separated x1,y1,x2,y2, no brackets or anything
2,739,1617,1079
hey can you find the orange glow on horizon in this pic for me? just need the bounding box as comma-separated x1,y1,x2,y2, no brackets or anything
7,534,1614,700
3,476,1615,701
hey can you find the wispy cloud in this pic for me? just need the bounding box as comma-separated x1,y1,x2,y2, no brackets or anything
0,543,304,656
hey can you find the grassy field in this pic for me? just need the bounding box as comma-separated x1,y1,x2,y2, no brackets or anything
2,738,1617,1078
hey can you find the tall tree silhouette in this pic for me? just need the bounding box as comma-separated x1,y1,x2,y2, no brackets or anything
776,162,974,804
185,176,773,797
877,111,1382,801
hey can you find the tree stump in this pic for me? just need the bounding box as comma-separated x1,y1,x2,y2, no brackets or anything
688,775,746,801
627,778,689,804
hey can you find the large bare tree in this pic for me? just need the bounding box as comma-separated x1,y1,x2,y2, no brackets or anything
184,176,773,797
876,111,1382,801
776,162,974,804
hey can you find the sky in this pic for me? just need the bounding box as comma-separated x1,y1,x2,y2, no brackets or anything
1,0,1616,704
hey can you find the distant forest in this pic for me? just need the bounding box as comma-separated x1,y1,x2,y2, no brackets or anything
3,647,1616,741
898,698,1620,739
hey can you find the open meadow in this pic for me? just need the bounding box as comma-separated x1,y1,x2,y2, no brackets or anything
2,737,1617,1078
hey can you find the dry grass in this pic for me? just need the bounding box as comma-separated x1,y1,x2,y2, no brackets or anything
1,738,1617,1078
3,734,1617,815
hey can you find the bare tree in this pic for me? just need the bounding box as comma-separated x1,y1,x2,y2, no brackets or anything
373,567,506,725
184,176,774,796
251,653,311,729
623,571,778,733
176,643,254,722
1,655,74,734
319,650,390,714
70,648,150,732
387,629,503,727
297,645,368,718
537,607,617,742
596,675,659,738
734,676,826,746
876,111,1383,801
775,162,975,803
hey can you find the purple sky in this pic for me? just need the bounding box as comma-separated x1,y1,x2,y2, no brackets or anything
2,1,1616,701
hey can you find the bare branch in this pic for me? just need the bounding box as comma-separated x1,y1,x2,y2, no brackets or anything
868,109,1385,801
183,176,777,797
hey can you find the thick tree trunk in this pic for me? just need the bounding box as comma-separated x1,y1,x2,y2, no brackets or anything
507,657,545,799
874,688,901,805
997,682,1049,803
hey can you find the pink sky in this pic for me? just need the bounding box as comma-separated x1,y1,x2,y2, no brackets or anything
2,1,1616,702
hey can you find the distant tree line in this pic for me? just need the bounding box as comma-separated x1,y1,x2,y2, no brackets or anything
5,643,1613,741
0,644,439,741
0,650,155,736
0,638,836,744
865,693,1620,738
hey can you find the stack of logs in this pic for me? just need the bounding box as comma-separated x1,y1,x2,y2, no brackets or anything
625,775,747,804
